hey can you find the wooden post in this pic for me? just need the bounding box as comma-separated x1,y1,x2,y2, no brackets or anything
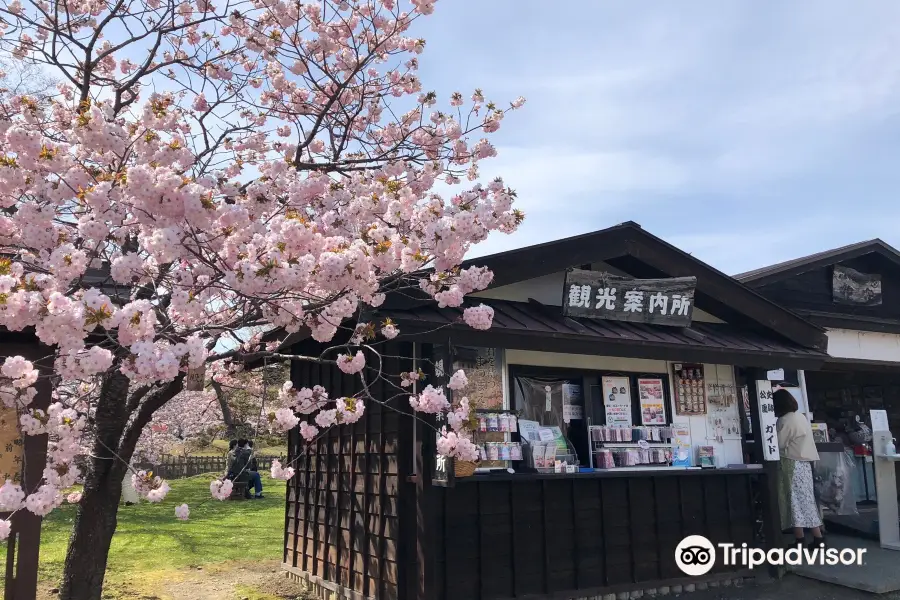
744,369,783,579
4,340,52,600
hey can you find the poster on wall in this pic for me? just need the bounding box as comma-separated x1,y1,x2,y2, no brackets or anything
673,363,707,416
452,347,503,409
756,380,780,461
602,376,632,426
672,425,692,467
562,383,584,422
0,405,23,483
638,378,666,425
706,379,740,442
452,347,505,468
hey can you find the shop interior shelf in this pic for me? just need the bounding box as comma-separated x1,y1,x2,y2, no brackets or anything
592,442,675,448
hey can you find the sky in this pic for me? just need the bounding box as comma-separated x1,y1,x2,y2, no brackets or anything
410,0,900,275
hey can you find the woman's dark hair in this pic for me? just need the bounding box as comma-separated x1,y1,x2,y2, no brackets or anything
773,389,799,417
247,440,254,448
228,439,238,450
237,438,248,447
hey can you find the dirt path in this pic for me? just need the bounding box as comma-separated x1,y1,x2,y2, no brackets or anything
38,561,313,600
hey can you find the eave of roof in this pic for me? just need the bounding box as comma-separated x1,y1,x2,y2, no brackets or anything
736,239,900,286
379,299,828,370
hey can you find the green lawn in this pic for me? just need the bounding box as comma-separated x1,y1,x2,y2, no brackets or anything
6,474,291,598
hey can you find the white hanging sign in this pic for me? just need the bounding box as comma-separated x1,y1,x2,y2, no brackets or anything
756,380,780,461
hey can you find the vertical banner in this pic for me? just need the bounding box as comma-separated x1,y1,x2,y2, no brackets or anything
756,380,780,461
0,405,23,483
602,376,632,426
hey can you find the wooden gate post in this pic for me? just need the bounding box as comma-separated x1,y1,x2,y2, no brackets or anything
3,339,52,600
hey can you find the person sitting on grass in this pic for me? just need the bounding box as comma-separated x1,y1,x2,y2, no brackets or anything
244,440,264,499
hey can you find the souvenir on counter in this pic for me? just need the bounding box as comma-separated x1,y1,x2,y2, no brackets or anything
674,363,707,416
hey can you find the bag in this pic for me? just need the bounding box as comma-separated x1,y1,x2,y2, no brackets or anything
813,449,858,516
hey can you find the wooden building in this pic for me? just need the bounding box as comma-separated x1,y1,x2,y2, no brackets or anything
283,222,830,600
739,239,900,501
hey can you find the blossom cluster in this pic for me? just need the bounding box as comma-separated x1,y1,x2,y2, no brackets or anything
132,471,171,503
270,459,296,481
210,479,233,501
0,0,522,519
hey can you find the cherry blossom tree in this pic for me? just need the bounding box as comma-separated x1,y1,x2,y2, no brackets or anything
0,0,523,597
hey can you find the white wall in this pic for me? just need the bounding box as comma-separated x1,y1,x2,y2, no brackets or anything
826,328,900,362
506,350,745,466
472,272,565,306
473,270,726,323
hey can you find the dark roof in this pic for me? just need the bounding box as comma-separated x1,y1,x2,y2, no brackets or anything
436,221,826,351
736,239,900,287
380,299,827,370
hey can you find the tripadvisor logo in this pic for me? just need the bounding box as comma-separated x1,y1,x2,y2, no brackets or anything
675,535,867,576
675,536,716,576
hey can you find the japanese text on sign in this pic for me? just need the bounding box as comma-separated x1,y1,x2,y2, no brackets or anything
756,380,779,461
563,269,696,327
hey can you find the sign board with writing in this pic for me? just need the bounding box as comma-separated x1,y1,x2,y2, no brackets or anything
452,347,505,468
871,409,890,432
0,405,23,483
186,365,206,392
833,265,882,306
431,453,454,487
756,380,780,461
562,268,696,327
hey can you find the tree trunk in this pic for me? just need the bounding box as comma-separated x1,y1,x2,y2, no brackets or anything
211,379,236,436
58,466,125,600
59,375,184,599
59,369,131,600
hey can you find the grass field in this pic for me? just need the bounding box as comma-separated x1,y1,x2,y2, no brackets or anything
171,440,288,457
3,474,307,599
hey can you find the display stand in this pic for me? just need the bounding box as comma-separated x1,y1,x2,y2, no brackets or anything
873,428,900,551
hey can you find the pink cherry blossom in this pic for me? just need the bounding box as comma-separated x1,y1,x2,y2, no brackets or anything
436,428,479,461
298,420,320,441
409,385,450,414
447,369,468,391
0,520,10,541
0,480,25,511
175,503,190,520
463,304,495,330
210,479,233,501
336,352,366,375
270,407,300,433
270,459,295,480
67,492,83,504
0,0,524,564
